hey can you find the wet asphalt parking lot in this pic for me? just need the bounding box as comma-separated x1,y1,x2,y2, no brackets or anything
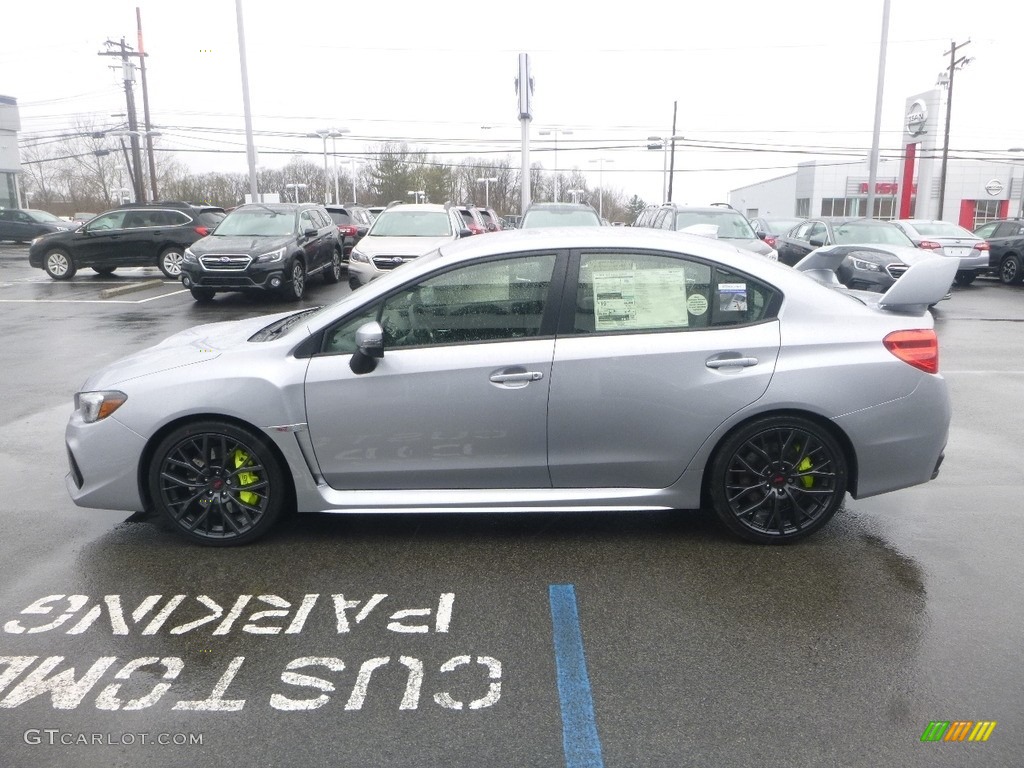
0,242,1022,767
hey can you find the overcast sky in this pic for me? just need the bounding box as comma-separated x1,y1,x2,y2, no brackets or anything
4,0,1023,208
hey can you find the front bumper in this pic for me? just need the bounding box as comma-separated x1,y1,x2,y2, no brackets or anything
181,263,286,292
65,413,147,511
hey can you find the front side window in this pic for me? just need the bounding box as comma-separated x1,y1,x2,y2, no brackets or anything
323,253,558,353
87,211,128,231
571,251,779,334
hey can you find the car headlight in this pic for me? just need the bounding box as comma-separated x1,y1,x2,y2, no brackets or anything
849,256,882,272
255,247,286,263
183,247,198,263
75,391,127,423
350,249,370,264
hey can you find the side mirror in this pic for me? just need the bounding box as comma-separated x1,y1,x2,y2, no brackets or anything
303,227,318,237
459,228,474,238
809,236,826,247
350,321,384,374
755,231,767,240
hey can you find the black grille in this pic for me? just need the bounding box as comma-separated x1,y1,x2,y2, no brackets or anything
886,263,909,280
198,276,259,287
201,254,253,272
67,447,83,489
372,256,410,271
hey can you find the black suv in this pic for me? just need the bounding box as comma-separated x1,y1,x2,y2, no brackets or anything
28,201,225,280
180,202,342,302
973,218,1024,284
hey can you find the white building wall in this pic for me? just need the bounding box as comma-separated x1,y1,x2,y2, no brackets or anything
728,172,797,217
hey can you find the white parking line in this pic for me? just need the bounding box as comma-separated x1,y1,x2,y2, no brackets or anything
0,289,188,305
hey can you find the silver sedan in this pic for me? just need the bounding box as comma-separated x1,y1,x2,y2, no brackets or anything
65,228,957,546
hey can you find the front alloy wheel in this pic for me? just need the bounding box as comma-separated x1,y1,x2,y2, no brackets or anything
148,421,286,546
282,259,306,301
999,254,1023,285
44,249,76,280
710,416,848,543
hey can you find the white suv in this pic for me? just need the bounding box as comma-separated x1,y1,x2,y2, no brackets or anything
348,203,472,288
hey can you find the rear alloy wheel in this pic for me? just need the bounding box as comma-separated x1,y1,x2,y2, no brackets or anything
190,287,215,302
92,266,117,276
999,254,1023,285
44,249,76,280
710,415,848,543
323,249,342,284
148,420,286,546
282,259,306,301
159,248,185,278
953,271,976,286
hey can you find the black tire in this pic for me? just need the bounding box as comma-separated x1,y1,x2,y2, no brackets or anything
147,420,287,546
953,271,976,286
281,259,306,301
999,254,1023,285
190,287,215,302
323,249,342,285
159,248,185,279
44,249,76,280
92,266,117,276
709,415,848,544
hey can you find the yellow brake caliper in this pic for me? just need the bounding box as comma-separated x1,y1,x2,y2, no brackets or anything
797,456,814,488
233,449,260,506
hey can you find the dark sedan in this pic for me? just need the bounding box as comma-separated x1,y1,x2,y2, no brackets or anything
0,208,77,242
973,218,1024,284
775,217,942,292
749,216,802,250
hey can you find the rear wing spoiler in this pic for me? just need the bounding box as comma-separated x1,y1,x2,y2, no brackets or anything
794,247,957,314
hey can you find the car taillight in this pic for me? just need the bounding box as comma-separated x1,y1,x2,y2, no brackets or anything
883,329,939,374
975,241,989,251
338,225,357,237
917,240,942,250
194,226,209,236
765,235,778,248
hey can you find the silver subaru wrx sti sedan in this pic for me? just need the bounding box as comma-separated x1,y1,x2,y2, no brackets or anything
65,227,956,546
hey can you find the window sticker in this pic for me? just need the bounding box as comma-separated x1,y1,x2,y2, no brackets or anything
686,294,708,316
592,267,688,330
718,282,748,312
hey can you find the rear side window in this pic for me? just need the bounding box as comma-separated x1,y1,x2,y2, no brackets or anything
571,251,779,334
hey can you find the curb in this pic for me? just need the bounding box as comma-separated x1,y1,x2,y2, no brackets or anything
99,279,166,299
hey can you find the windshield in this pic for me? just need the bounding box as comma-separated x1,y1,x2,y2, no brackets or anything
760,218,802,235
369,210,452,237
521,209,601,228
833,221,914,246
674,211,756,238
27,209,64,223
908,221,976,238
214,208,296,237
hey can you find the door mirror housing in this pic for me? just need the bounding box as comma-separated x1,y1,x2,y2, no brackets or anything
350,321,384,374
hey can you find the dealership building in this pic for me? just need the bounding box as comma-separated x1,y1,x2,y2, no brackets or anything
729,89,1023,230
0,95,22,209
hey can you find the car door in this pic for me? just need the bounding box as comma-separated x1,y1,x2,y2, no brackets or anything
297,209,322,269
0,210,15,240
75,210,131,266
304,251,563,489
547,249,781,488
777,220,818,266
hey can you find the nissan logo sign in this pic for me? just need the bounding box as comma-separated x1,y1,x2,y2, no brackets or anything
906,99,928,137
985,179,1005,196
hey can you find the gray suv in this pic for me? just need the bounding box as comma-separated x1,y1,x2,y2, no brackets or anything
635,203,777,260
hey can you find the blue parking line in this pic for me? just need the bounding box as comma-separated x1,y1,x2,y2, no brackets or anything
549,584,605,768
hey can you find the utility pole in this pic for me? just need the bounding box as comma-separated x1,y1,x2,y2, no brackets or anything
866,0,890,219
136,8,158,201
98,38,145,203
667,101,678,202
937,39,971,220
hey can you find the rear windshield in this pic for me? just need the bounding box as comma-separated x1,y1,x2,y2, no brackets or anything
833,222,913,246
674,211,755,239
328,211,353,226
909,221,975,238
198,211,226,227
522,209,601,228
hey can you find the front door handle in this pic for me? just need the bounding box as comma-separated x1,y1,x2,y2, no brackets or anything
490,371,544,383
705,356,759,369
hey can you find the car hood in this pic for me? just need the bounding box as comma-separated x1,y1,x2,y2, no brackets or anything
79,312,300,390
355,234,453,257
191,234,295,254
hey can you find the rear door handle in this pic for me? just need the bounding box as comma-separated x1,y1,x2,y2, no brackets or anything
705,356,759,369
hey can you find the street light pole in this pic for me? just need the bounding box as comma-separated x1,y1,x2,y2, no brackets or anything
587,159,614,218
477,177,498,208
937,39,972,220
350,159,365,203
309,128,350,204
539,129,572,202
567,188,584,204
